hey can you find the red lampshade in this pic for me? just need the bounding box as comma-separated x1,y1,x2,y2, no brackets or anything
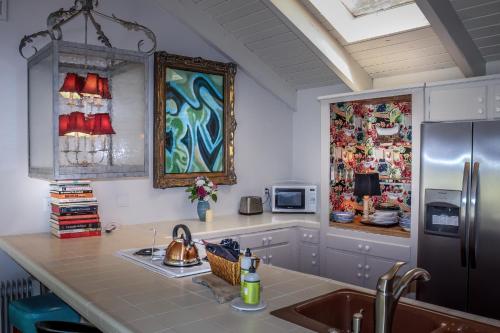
98,77,112,99
66,111,89,136
85,114,96,134
58,114,70,136
92,113,116,135
81,73,101,98
59,73,83,99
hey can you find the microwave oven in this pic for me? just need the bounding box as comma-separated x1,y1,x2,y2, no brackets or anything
271,184,317,213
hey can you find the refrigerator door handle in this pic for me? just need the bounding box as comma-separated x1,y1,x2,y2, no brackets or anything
469,162,480,269
460,162,470,267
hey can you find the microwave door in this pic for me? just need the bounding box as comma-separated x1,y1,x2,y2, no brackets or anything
275,189,305,211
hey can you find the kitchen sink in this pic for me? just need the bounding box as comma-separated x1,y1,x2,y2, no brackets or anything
271,289,500,333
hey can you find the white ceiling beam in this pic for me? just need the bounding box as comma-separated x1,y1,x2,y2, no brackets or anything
416,0,485,77
262,0,372,92
153,0,297,110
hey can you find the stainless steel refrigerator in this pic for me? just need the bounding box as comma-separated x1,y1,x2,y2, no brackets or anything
418,120,500,320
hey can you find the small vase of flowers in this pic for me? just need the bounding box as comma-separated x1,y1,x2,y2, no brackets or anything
186,176,218,221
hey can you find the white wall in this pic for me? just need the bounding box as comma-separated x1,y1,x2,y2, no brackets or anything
0,0,293,279
292,84,349,186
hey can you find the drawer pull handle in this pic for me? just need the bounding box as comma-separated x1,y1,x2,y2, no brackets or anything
365,265,370,271
364,245,371,251
312,261,316,265
303,233,308,237
262,237,267,242
357,273,362,278
478,108,484,114
478,97,484,103
268,236,273,242
308,234,313,238
312,253,317,257
496,107,500,113
365,274,370,279
357,264,363,269
358,244,363,249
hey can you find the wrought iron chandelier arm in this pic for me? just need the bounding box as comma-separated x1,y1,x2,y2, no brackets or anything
19,6,83,58
92,10,157,54
19,0,157,58
87,11,112,48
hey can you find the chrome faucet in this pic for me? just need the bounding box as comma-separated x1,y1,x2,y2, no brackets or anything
375,262,431,333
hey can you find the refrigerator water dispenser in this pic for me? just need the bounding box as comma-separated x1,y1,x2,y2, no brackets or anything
424,189,461,237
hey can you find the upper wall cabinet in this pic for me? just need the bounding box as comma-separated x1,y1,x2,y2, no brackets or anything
426,83,487,122
491,84,500,119
425,76,500,122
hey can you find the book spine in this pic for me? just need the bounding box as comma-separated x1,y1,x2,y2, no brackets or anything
50,193,94,199
51,205,98,215
51,197,97,203
50,186,92,192
51,230,101,239
50,214,99,221
52,223,101,230
50,218,99,225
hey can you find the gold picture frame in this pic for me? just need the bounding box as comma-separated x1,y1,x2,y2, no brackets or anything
153,52,237,188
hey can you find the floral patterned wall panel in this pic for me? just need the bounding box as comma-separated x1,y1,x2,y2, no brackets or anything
330,95,412,215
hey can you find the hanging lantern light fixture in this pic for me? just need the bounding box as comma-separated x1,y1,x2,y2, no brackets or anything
22,0,154,179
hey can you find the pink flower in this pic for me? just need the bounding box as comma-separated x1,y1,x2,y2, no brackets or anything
197,186,207,199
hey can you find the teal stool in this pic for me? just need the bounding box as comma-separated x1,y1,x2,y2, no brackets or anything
9,293,80,333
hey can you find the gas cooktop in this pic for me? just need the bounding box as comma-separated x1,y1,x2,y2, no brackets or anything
116,244,211,278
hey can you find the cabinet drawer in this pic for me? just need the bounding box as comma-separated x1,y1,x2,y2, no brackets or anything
325,234,411,261
299,228,320,244
239,228,291,249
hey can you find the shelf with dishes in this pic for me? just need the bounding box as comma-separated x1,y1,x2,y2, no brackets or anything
329,95,413,238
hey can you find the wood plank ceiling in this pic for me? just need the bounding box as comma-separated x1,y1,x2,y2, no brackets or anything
450,0,500,62
191,0,460,89
299,0,456,78
191,0,343,90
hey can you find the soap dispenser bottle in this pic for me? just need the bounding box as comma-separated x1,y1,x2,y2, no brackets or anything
243,259,260,305
240,248,252,297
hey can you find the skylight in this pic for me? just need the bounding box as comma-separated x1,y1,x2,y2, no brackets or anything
306,0,429,43
340,0,415,17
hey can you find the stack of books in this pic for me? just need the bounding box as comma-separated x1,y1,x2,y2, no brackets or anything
49,180,101,239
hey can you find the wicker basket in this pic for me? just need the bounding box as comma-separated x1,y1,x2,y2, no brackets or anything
206,251,241,285
206,252,261,286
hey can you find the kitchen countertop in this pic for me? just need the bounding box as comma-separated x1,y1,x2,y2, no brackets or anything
1,213,499,333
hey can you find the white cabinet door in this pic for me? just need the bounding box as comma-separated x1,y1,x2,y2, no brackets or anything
427,84,487,121
252,247,268,265
492,84,500,119
324,248,365,286
299,243,320,275
363,256,397,289
268,243,297,270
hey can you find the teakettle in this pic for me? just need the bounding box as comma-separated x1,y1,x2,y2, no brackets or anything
164,224,200,267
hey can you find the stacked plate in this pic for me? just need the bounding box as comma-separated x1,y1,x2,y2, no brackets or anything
399,212,411,232
331,211,354,223
369,210,399,226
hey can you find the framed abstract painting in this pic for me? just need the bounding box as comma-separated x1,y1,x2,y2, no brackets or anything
153,52,237,188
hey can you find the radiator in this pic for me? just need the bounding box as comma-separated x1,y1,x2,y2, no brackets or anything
1,278,33,333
